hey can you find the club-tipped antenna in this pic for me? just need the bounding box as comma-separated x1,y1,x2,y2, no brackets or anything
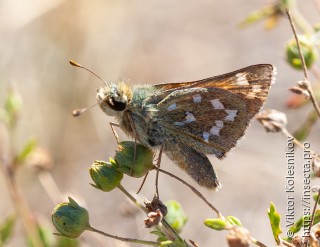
72,102,98,117
69,60,109,86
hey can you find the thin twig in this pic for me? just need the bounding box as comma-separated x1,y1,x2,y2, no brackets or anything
117,184,185,244
117,184,148,213
0,158,44,247
281,128,305,150
306,188,320,246
282,127,316,155
88,226,161,246
286,9,320,118
281,239,296,247
286,9,310,82
250,237,268,247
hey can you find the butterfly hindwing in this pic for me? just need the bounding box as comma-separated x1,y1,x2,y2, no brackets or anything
164,141,221,189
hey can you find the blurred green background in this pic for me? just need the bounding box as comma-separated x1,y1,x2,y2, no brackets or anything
0,0,319,246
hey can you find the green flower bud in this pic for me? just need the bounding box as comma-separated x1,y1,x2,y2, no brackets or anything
164,200,187,233
115,141,154,178
89,160,123,192
286,36,318,69
51,197,90,238
204,218,227,231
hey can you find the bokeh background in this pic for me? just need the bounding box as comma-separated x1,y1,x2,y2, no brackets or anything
0,0,320,246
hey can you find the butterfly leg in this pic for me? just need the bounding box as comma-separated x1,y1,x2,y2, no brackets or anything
154,145,164,198
165,144,221,190
136,147,159,194
109,122,121,144
136,171,149,194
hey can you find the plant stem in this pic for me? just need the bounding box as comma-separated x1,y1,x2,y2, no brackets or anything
117,184,185,244
0,121,44,247
282,127,316,155
282,239,296,247
306,188,320,246
0,158,43,247
117,184,148,213
286,9,320,118
250,236,268,247
88,226,161,246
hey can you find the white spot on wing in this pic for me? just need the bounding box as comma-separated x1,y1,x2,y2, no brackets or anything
167,103,177,111
185,112,196,123
246,92,256,99
202,120,225,141
252,84,262,93
235,73,249,86
193,94,202,103
174,122,185,126
215,120,223,128
203,132,210,142
210,127,221,136
225,110,238,121
210,120,224,136
210,99,225,109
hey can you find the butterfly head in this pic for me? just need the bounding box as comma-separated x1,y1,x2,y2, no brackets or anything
96,82,132,116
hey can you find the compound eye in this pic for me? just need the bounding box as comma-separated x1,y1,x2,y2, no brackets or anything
107,97,127,111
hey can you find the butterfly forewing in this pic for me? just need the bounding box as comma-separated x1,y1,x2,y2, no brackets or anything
156,87,249,158
155,64,275,119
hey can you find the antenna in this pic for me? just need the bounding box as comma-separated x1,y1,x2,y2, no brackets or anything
69,60,109,86
72,102,98,117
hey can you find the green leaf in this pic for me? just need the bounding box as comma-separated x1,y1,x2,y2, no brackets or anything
240,6,275,27
204,218,227,231
150,228,168,243
150,230,165,238
160,239,186,247
16,139,37,165
226,216,242,226
313,210,320,225
313,194,320,204
268,202,282,244
289,217,303,234
4,87,23,129
0,214,16,244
